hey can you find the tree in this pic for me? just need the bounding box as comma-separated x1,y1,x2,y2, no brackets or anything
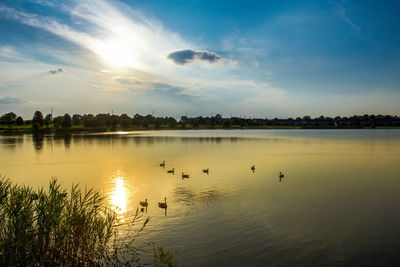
154,120,161,129
72,114,82,125
168,120,177,128
44,114,53,128
0,112,17,126
141,120,149,128
16,116,24,126
32,111,44,127
223,120,231,128
120,114,131,128
53,116,64,128
62,114,72,128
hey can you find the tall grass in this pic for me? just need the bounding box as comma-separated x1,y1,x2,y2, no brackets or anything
0,178,177,266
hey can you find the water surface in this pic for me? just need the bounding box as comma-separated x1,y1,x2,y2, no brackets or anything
1,129,400,266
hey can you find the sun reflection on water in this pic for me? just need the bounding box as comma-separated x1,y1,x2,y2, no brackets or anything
110,170,129,218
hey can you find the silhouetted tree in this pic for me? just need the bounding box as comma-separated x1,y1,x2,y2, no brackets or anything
223,120,231,128
44,114,52,128
62,114,72,128
0,112,17,126
168,120,177,128
154,120,161,129
141,120,149,128
72,114,82,125
120,114,131,128
32,111,44,127
16,116,24,126
53,116,64,128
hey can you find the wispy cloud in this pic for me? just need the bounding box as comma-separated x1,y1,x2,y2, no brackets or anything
29,0,56,7
0,96,23,104
0,1,185,70
332,2,360,35
0,46,24,61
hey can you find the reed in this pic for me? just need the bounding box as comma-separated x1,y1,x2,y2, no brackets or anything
0,177,176,266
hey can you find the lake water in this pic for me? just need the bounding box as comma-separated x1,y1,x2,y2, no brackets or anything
1,129,400,266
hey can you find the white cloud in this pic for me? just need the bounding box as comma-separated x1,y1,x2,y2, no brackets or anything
0,46,24,61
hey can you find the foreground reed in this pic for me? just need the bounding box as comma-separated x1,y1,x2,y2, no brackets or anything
0,178,177,266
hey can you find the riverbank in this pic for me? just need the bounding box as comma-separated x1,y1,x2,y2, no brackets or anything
1,124,399,135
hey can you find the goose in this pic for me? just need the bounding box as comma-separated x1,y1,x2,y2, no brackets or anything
251,165,256,172
158,197,167,209
182,172,190,178
140,198,148,207
279,172,284,178
203,168,209,174
160,160,165,167
167,168,175,174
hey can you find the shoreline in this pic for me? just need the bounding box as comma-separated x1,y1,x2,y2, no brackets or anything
1,125,400,135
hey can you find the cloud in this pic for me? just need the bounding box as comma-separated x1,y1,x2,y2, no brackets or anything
49,68,63,74
112,76,142,85
0,96,23,104
144,82,197,101
0,46,24,61
30,0,56,7
332,2,360,35
167,49,222,65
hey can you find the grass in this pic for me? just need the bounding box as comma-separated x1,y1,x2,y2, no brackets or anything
0,178,177,266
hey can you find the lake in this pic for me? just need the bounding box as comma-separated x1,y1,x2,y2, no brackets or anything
1,129,400,266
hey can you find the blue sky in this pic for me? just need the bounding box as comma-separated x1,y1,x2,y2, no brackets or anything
0,0,399,118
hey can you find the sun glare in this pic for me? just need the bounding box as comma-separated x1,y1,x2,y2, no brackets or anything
110,170,128,216
97,39,137,68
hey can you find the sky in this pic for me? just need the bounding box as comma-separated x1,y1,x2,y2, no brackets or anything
0,0,399,119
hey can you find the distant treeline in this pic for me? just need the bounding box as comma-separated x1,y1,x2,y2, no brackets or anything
1,111,400,130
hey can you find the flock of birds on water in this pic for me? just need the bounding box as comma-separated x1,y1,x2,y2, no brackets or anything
139,160,285,215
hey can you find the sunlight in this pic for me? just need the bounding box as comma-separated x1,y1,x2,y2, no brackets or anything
110,170,128,215
97,39,137,68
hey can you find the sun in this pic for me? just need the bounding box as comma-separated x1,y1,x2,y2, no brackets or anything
96,39,137,68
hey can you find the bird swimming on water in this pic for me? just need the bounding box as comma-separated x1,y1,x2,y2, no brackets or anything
203,168,209,174
251,165,255,172
182,172,190,178
140,198,148,207
160,160,165,167
167,168,175,174
158,197,167,209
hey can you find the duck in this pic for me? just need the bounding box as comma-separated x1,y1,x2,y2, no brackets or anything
167,168,175,174
279,172,284,178
158,197,167,209
251,165,255,172
140,198,148,207
160,160,165,167
182,172,190,178
203,168,209,174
